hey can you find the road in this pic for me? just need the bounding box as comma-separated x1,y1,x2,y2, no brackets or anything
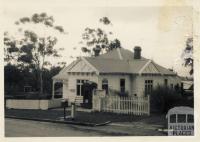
5,118,164,137
5,118,108,137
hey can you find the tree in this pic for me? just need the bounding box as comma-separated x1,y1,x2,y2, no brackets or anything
4,32,20,64
182,37,193,75
150,86,182,113
4,12,66,94
42,66,63,94
80,17,121,56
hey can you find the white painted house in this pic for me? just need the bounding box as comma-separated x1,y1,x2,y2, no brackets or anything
52,47,181,107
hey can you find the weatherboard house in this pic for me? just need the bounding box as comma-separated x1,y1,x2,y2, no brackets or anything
52,47,181,106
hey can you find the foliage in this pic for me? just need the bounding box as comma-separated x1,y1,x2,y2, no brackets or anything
80,17,121,56
42,66,63,94
4,32,19,63
150,86,182,113
4,64,63,96
4,64,36,94
15,13,66,33
4,12,66,94
108,88,129,96
182,37,193,75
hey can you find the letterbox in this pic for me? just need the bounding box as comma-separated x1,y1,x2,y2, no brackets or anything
61,99,68,107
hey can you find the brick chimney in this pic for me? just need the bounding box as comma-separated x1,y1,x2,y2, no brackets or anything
134,46,142,59
93,47,101,57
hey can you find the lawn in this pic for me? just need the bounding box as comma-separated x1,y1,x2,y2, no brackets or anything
5,108,166,125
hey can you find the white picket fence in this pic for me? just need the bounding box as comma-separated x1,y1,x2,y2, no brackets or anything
93,93,150,116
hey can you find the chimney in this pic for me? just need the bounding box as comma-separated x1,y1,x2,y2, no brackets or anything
134,46,142,59
93,47,101,57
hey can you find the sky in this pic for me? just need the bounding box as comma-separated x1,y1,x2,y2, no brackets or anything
2,0,193,76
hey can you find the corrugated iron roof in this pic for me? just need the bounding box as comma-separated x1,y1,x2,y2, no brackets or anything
97,48,147,60
85,58,131,73
85,48,176,75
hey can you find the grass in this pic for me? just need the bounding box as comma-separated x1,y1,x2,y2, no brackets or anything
5,108,166,125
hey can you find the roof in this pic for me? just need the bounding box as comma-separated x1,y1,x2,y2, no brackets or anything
166,106,194,116
181,80,194,90
85,48,176,75
53,73,68,80
96,48,147,60
53,48,176,79
85,58,131,73
52,62,73,80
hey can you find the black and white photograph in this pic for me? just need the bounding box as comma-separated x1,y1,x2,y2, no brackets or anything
1,0,199,140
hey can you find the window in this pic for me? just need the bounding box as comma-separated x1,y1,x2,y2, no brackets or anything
164,79,168,87
170,114,177,123
102,79,108,94
177,114,186,123
145,80,153,96
76,79,87,96
54,82,63,98
120,79,125,93
187,114,194,123
77,80,81,96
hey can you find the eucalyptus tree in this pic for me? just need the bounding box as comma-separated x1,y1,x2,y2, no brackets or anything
182,37,193,75
4,13,66,94
80,17,121,56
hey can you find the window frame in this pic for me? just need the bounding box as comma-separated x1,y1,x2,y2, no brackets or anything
145,80,153,96
102,78,108,94
120,78,126,93
164,79,168,87
76,79,87,96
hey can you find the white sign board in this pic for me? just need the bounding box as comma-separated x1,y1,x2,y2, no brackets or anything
166,106,194,136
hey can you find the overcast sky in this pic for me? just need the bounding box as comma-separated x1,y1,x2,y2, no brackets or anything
3,0,193,76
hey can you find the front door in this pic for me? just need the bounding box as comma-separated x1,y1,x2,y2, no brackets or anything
82,82,97,108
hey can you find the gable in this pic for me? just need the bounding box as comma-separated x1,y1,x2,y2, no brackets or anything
141,62,160,74
68,59,96,73
138,60,176,75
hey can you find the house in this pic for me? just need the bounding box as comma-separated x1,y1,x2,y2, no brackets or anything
52,47,181,107
180,77,193,98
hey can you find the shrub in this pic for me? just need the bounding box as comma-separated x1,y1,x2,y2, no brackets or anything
118,91,129,97
6,92,52,100
150,86,182,113
108,88,129,96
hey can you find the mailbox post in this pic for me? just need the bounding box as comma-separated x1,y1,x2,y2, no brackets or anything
71,102,76,120
61,99,68,120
